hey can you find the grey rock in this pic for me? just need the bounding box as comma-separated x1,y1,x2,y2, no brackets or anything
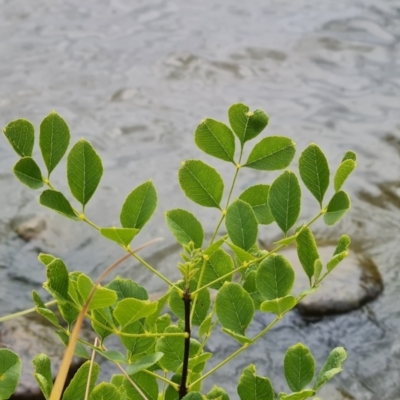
280,245,383,316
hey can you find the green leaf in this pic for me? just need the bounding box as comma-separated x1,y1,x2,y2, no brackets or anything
243,271,263,310
100,227,139,247
119,321,155,355
199,313,213,338
146,294,169,328
13,157,44,189
334,234,351,256
126,352,164,375
284,343,315,392
269,171,301,235
296,227,319,282
202,249,233,289
182,393,203,400
67,139,103,209
3,119,34,157
38,253,55,267
237,364,274,400
334,159,356,192
239,184,274,225
120,180,158,230
92,308,114,341
40,190,80,220
188,351,212,373
40,112,70,175
260,296,297,316
165,209,204,248
77,274,118,310
95,350,127,364
244,136,296,171
225,199,258,251
90,382,120,400
313,347,347,390
169,281,210,326
44,258,70,301
56,330,90,359
278,389,316,400
313,259,323,282
179,160,224,209
224,241,256,263
207,386,230,400
164,373,181,400
203,237,225,257
327,251,348,272
342,151,356,162
113,298,157,328
298,144,330,206
221,328,253,344
0,349,22,400
215,282,254,335
123,372,158,400
33,354,53,400
195,118,235,163
155,326,185,371
107,277,148,301
62,361,100,400
256,254,295,300
58,301,79,327
323,191,350,226
228,103,269,145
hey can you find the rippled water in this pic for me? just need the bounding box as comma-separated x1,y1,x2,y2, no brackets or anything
1,1,400,398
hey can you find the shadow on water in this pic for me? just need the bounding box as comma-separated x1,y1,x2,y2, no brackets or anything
1,0,400,398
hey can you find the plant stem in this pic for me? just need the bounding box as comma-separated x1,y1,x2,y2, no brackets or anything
129,251,175,288
143,370,179,390
179,287,192,399
0,300,57,322
209,150,243,245
189,257,207,323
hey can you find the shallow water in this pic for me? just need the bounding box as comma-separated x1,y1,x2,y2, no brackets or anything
1,0,400,398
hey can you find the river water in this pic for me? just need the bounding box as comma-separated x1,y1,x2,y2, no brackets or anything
1,1,400,398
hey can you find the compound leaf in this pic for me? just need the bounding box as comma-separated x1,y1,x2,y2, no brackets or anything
13,157,43,189
67,139,103,209
40,190,79,220
178,160,224,209
202,249,234,289
215,282,254,335
313,347,347,390
284,343,315,392
323,191,350,226
0,349,22,400
256,254,295,300
165,208,204,248
120,180,157,230
40,112,70,175
3,119,34,157
100,227,139,247
334,159,356,192
62,361,100,400
237,364,274,400
244,136,295,171
228,103,269,145
195,118,235,163
33,354,53,400
239,184,274,225
225,199,258,251
269,171,301,235
260,296,297,316
299,144,329,207
296,227,319,282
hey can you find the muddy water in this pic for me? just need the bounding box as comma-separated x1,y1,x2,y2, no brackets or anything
1,0,400,398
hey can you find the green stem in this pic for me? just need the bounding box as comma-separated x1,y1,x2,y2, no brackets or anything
0,300,57,322
189,258,207,323
82,216,100,231
209,149,243,245
144,370,179,391
129,251,175,288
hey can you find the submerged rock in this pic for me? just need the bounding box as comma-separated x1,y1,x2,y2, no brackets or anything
12,216,47,242
0,313,89,399
280,245,383,317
